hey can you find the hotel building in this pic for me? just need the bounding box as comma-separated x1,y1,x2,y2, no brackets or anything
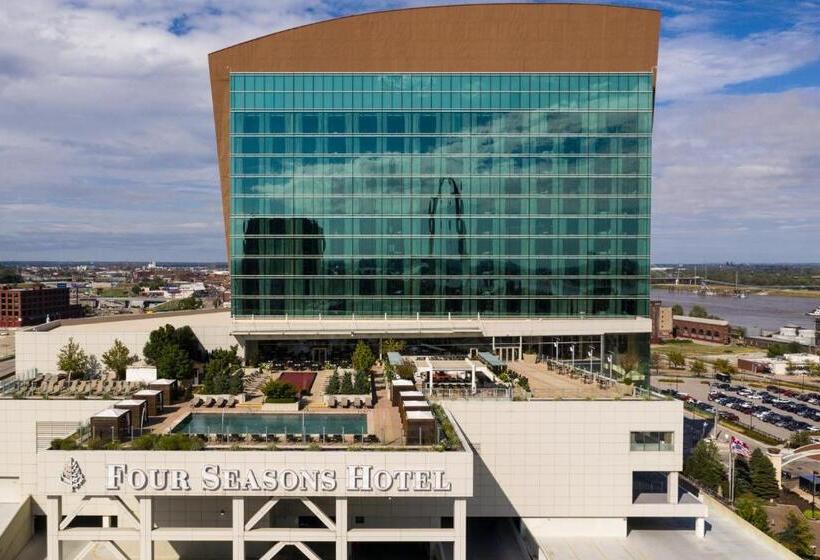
3,5,709,560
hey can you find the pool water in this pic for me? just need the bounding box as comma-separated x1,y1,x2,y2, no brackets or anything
174,413,367,435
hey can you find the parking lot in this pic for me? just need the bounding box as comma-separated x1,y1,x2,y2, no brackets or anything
653,376,820,442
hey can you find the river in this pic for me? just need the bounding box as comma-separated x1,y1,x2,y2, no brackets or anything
650,289,819,335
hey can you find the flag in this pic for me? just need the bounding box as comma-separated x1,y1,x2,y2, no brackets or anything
730,435,751,457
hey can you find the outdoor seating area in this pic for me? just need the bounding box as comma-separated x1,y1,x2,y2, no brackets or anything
186,432,381,447
325,394,373,409
189,395,239,408
5,372,148,398
510,361,636,400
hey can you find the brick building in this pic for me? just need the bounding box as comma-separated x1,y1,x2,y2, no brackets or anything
672,315,730,345
0,285,83,328
650,300,673,343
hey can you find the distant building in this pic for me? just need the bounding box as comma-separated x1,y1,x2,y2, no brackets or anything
738,353,820,375
0,285,83,328
672,315,730,344
745,322,817,350
650,300,673,342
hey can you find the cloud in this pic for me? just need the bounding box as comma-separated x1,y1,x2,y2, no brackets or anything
658,26,820,99
0,0,818,264
652,88,820,262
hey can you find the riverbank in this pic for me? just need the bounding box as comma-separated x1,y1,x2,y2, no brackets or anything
653,283,820,299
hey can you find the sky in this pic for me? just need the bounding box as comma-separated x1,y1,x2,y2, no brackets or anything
0,0,818,264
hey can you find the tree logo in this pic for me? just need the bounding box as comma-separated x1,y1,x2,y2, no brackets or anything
59,457,86,492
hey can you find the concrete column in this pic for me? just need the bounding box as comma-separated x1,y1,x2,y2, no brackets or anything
139,497,153,560
667,472,679,504
471,362,476,395
518,336,523,360
335,498,348,560
102,515,111,528
695,517,706,538
46,496,61,560
453,498,466,560
232,498,244,560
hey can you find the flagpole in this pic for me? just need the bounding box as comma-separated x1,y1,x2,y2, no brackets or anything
730,448,735,504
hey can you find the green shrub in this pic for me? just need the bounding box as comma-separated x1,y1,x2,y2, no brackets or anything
131,434,158,450
86,437,105,450
431,404,461,450
50,437,79,450
261,379,298,403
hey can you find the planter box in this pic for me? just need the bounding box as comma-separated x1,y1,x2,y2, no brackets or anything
261,401,301,412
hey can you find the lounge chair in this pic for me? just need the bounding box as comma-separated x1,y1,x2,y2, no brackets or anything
364,434,379,444
190,396,203,408
217,397,227,408
204,397,216,408
324,395,337,408
352,396,363,409
363,395,373,408
339,396,351,408
251,434,265,443
226,396,236,408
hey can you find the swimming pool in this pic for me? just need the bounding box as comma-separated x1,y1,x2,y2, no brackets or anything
173,413,367,435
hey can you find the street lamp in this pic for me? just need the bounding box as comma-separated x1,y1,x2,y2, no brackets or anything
813,471,818,520
570,345,575,372
607,354,613,381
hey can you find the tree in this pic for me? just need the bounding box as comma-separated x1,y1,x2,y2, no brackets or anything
668,350,686,369
733,457,753,497
340,371,354,394
618,352,639,376
683,440,726,492
381,338,406,355
395,360,417,381
143,324,203,374
767,343,786,358
689,304,709,318
714,358,736,375
690,359,707,376
749,448,779,500
176,296,203,311
735,493,769,534
788,431,812,449
326,370,341,395
353,371,370,394
57,338,90,380
0,266,22,284
777,512,814,557
650,352,662,374
101,339,138,379
671,304,684,316
351,341,376,373
130,285,142,296
202,346,243,395
155,345,192,381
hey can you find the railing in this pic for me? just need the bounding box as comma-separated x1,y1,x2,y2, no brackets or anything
423,386,511,401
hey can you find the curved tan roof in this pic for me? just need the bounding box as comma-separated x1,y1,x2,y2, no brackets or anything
210,4,661,254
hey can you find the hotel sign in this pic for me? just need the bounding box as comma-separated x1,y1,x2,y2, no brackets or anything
105,464,452,493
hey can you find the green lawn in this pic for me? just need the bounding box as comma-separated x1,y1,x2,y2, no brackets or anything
652,341,754,358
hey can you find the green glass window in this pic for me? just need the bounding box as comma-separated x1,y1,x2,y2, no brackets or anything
230,72,652,317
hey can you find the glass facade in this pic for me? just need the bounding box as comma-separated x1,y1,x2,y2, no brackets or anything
230,73,652,318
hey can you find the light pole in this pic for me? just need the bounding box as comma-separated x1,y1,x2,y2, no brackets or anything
588,348,595,381
813,470,817,520
607,354,613,381
570,344,575,372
